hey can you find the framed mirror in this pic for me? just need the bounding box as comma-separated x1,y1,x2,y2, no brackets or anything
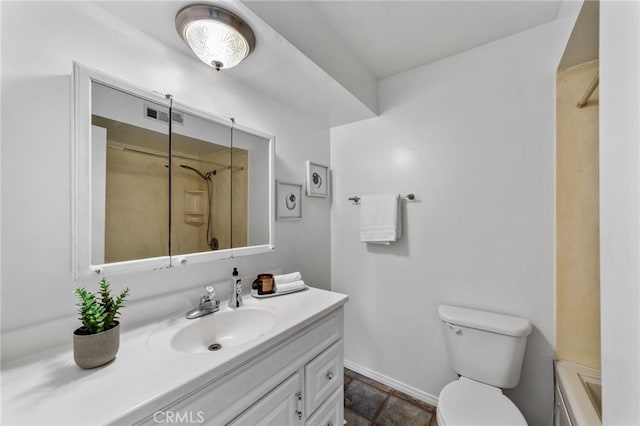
73,63,274,278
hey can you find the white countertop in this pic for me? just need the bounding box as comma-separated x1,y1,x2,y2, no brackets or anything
1,287,348,425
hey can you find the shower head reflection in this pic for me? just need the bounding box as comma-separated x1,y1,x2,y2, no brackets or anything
179,164,216,181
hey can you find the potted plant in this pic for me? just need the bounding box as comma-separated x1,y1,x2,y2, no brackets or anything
73,279,129,369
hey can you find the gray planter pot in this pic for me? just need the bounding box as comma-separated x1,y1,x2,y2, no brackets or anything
73,322,120,369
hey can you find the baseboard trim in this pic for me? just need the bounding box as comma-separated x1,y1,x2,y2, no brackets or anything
343,359,439,407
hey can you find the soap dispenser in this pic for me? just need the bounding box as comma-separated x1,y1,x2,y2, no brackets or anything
228,267,243,308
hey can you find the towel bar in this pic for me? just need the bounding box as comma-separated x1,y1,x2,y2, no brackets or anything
348,194,415,204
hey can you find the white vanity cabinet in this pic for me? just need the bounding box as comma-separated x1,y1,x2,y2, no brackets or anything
1,288,348,426
131,307,344,426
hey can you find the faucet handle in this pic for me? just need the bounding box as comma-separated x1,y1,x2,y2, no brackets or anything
201,285,215,303
205,285,215,298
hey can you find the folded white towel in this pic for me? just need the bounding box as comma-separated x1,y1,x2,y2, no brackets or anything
274,272,302,284
359,194,401,244
276,280,307,293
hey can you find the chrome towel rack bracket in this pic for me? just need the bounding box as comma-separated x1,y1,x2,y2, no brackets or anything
348,194,415,205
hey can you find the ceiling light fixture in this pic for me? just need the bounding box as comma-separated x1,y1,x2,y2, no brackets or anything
176,4,256,71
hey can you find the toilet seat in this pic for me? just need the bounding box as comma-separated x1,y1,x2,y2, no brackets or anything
437,377,527,426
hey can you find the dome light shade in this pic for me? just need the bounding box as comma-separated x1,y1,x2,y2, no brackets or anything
176,5,256,71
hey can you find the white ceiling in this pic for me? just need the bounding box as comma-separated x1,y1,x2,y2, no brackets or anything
92,1,377,126
93,1,565,126
559,0,598,70
244,1,563,79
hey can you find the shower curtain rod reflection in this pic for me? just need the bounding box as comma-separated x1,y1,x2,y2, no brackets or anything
577,71,599,108
107,145,244,171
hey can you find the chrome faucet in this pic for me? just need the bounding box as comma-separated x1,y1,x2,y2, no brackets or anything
186,285,220,319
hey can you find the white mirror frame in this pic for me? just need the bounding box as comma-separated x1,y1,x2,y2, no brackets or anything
72,62,275,279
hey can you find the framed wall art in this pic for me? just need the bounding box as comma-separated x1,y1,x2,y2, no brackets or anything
276,181,302,220
306,161,329,198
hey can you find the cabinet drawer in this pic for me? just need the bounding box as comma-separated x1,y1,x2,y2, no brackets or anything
305,340,343,416
305,387,343,426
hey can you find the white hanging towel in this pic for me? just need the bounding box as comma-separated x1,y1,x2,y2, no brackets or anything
359,194,401,245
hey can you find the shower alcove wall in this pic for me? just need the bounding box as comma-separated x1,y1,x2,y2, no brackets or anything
555,0,601,371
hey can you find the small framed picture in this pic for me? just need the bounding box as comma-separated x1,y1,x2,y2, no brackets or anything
276,181,302,220
306,161,329,198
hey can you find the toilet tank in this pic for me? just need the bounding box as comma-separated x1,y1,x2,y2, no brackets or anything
439,305,532,388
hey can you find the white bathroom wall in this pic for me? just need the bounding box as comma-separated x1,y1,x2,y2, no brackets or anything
0,2,331,333
599,1,640,424
331,15,577,426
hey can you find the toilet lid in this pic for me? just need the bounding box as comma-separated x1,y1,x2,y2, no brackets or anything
438,378,527,426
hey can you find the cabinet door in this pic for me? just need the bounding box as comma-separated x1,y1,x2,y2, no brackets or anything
229,373,302,426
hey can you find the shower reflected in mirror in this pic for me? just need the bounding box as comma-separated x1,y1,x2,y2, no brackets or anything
169,113,234,256
178,164,219,251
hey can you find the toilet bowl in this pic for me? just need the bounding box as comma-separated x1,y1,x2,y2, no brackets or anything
437,377,527,426
437,305,532,426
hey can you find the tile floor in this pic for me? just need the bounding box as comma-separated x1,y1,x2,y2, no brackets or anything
344,368,437,426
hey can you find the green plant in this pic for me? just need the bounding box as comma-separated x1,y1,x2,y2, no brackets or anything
74,279,129,334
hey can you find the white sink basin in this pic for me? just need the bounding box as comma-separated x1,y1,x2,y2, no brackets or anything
148,306,277,354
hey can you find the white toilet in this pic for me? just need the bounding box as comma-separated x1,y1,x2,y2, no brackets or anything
437,305,532,426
